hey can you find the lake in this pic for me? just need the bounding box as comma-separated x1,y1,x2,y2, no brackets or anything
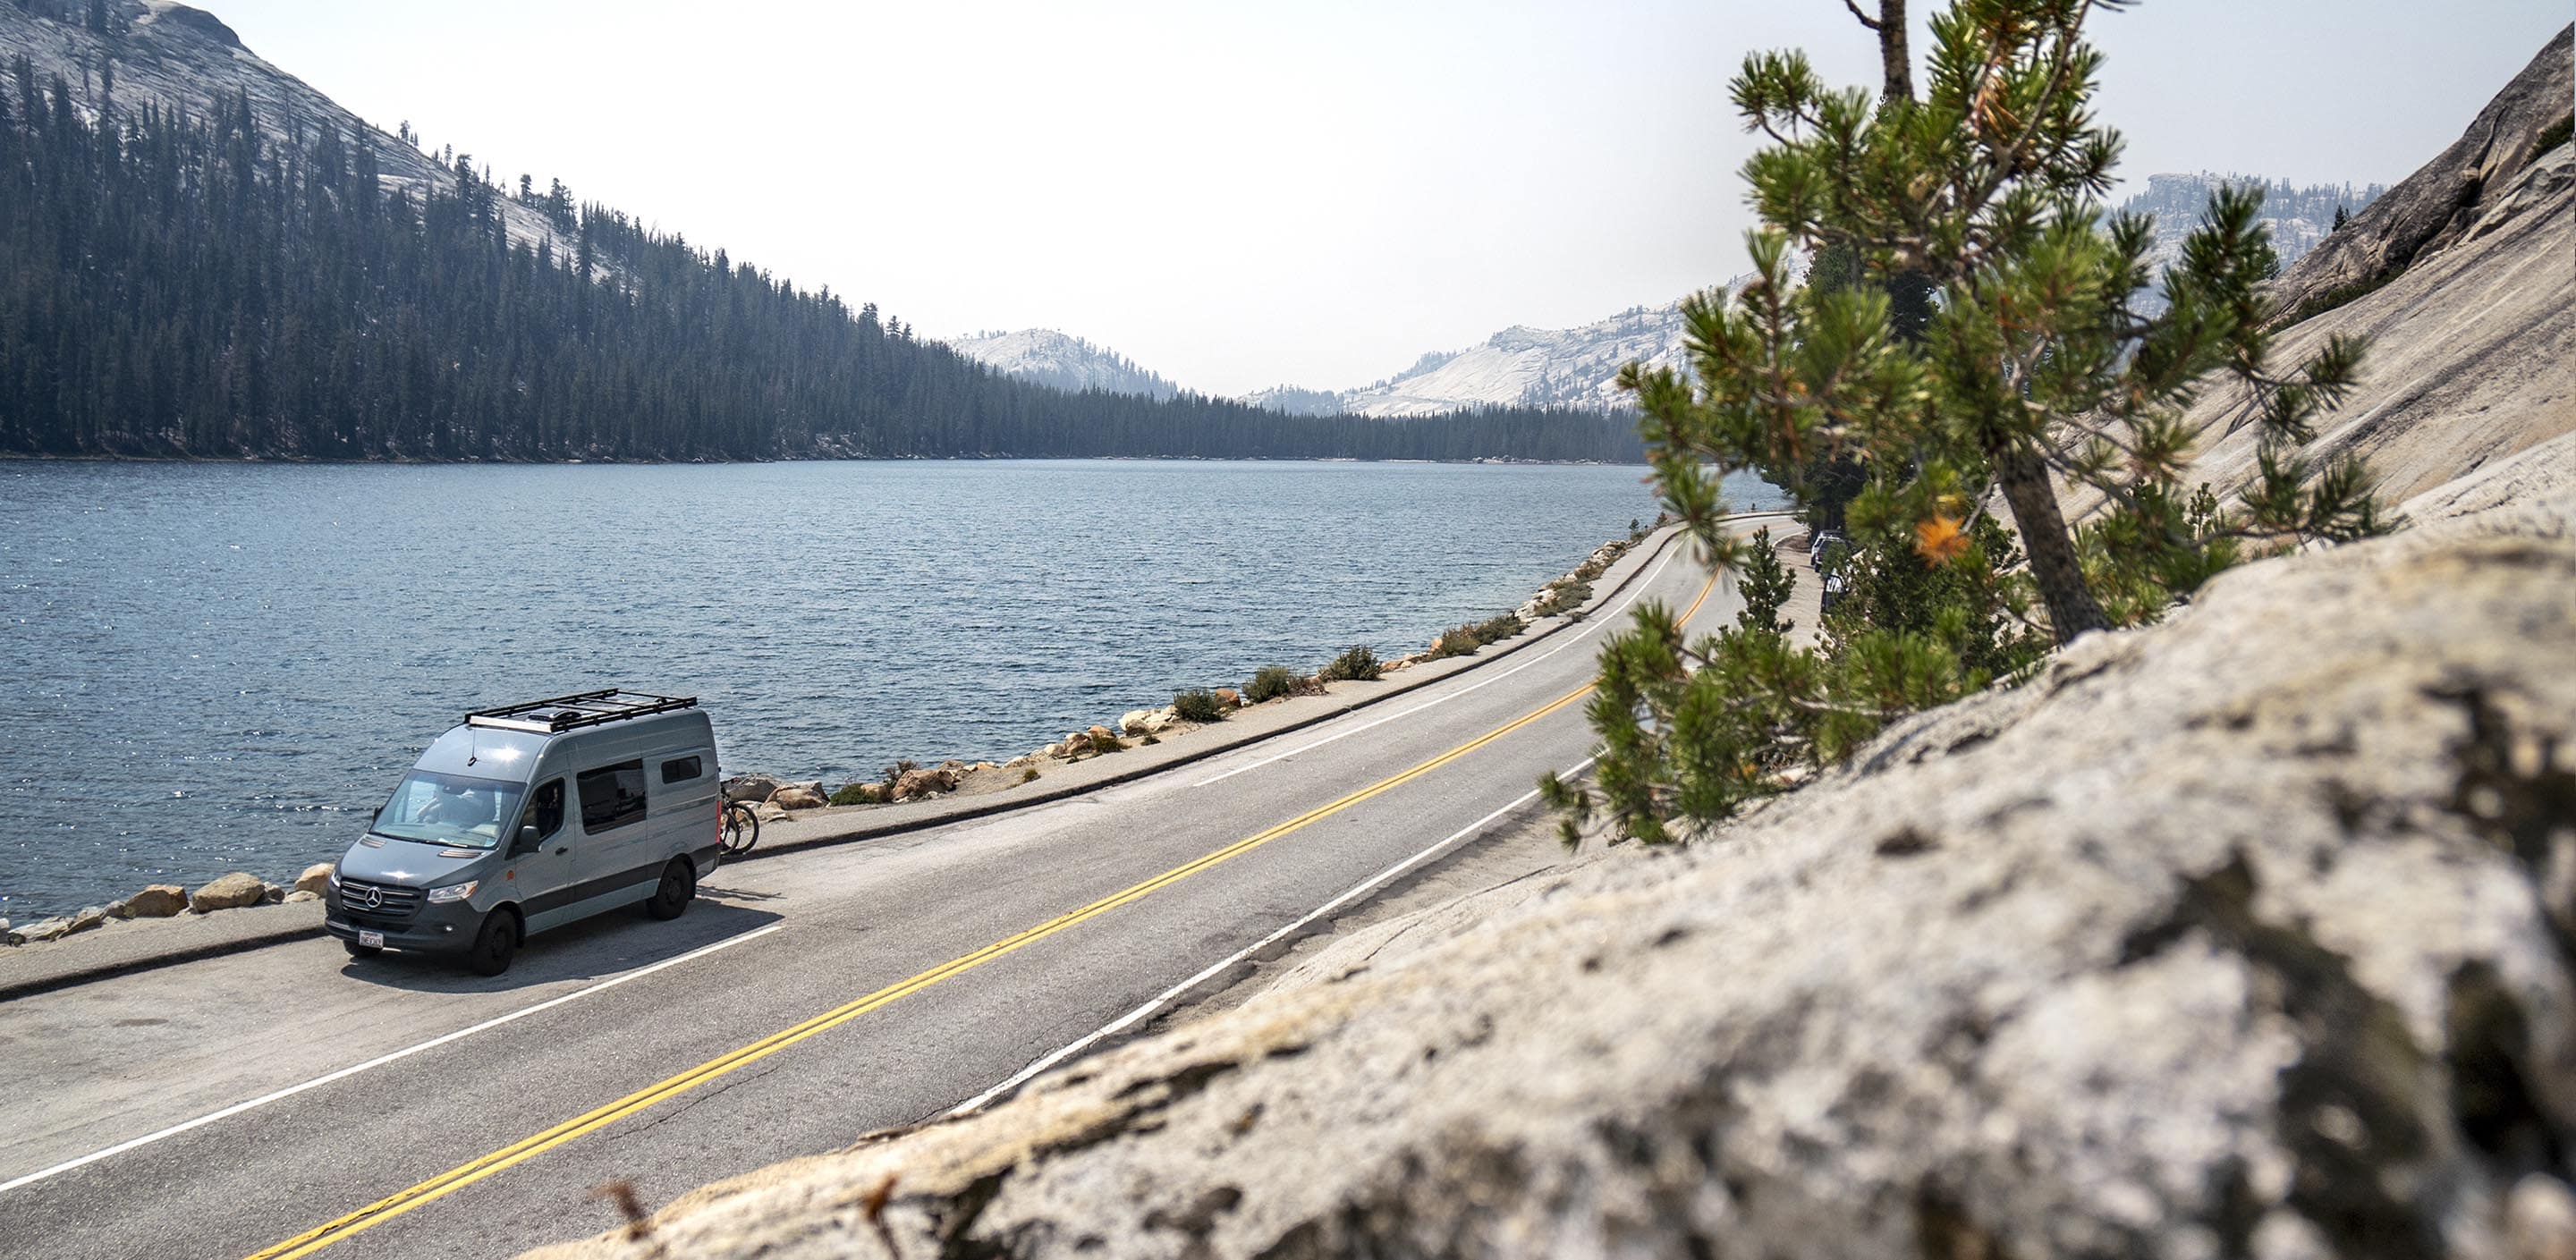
0,459,1784,919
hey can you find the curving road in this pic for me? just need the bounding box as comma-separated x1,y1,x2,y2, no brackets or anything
0,522,1767,1260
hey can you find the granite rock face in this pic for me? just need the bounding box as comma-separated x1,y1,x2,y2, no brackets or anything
524,476,2576,1259
2065,36,2573,523
2268,25,2572,324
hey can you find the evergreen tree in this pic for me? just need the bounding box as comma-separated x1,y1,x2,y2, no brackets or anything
1642,0,2381,642
1734,528,1796,637
1543,0,2389,848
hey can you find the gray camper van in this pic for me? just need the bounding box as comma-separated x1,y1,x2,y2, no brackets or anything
326,690,723,976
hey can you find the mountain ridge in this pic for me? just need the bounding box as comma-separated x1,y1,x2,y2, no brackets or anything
0,0,1646,463
964,176,2382,418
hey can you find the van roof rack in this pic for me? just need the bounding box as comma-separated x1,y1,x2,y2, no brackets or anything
465,689,699,734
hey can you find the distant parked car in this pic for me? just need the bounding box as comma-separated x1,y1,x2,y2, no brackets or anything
1809,529,1848,571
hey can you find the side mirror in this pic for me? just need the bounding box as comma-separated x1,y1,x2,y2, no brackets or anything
512,825,540,856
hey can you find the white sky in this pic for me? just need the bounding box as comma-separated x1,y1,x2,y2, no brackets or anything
207,0,2569,396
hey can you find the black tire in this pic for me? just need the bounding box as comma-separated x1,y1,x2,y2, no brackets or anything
645,857,696,921
464,908,519,977
719,801,759,857
343,939,383,959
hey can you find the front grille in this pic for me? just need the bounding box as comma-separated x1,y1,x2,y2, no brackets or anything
337,878,423,922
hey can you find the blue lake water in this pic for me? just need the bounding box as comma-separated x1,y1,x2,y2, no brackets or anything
0,459,1784,918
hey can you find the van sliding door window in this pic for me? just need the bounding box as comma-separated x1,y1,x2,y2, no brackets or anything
660,756,703,784
576,760,648,833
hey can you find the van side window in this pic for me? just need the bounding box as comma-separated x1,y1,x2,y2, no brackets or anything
528,779,565,840
576,761,648,833
659,755,703,785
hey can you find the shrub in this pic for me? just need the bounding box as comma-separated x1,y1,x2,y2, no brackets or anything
828,782,874,807
877,758,919,788
1532,579,1594,619
1020,766,1040,783
1318,645,1382,682
1428,613,1525,661
1172,689,1225,723
1472,613,1526,645
1087,731,1125,755
1428,628,1481,660
1246,664,1318,704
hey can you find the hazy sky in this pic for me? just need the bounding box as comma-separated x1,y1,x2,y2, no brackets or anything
206,1,2567,396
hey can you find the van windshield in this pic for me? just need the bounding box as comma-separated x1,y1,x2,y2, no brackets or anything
373,771,527,850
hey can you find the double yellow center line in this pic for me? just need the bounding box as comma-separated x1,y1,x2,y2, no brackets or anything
249,570,1716,1259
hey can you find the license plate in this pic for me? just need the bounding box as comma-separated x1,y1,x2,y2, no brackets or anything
359,930,385,948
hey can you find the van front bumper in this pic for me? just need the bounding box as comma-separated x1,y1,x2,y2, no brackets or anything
324,894,485,954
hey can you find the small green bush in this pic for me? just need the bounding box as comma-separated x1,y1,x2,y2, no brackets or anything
1020,766,1040,783
1428,613,1522,661
1246,664,1317,704
1428,628,1482,660
1532,579,1593,619
1172,689,1225,723
1318,645,1382,682
828,782,874,807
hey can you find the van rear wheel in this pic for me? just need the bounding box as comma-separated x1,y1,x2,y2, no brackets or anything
464,909,519,977
644,858,696,921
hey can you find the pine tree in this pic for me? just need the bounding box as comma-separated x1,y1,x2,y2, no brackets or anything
1636,0,2382,643
1544,0,2390,848
1735,527,1796,637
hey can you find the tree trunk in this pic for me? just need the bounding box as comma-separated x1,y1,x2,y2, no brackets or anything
1994,444,2111,644
1877,1,1911,103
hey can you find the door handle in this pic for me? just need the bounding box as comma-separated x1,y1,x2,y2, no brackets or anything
554,846,570,855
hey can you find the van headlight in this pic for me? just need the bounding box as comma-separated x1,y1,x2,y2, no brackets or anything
426,881,478,903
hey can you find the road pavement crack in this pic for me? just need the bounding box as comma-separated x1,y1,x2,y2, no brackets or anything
604,1060,787,1147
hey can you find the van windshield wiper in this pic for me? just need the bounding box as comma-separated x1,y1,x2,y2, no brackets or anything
372,830,491,851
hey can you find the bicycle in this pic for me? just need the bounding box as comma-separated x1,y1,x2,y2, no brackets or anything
717,797,760,858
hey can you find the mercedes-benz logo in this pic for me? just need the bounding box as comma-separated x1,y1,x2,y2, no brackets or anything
354,886,382,909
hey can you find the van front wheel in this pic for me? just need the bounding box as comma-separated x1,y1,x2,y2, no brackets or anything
464,909,519,977
644,858,696,921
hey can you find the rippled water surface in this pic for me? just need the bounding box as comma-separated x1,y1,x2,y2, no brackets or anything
0,459,1783,917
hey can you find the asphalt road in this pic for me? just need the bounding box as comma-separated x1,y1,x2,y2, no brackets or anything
0,525,1752,1260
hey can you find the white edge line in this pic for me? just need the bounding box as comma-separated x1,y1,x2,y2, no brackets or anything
950,758,1594,1118
1188,545,1683,788
0,920,789,1197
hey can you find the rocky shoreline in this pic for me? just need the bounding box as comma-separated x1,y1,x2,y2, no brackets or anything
3,522,1668,946
2,863,335,947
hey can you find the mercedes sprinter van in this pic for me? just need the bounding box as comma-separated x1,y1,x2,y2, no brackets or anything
326,690,722,976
